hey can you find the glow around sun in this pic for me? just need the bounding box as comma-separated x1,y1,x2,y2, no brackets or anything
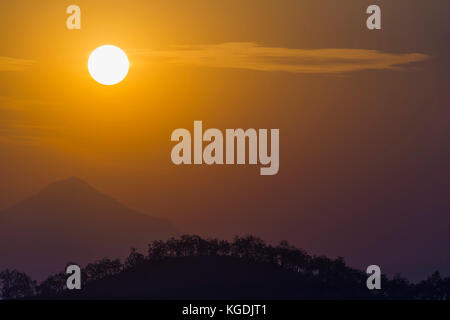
88,45,129,85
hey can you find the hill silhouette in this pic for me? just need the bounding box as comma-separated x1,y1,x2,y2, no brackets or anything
1,235,448,300
0,177,177,280
54,256,372,300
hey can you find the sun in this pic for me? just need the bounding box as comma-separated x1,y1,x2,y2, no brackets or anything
88,45,130,85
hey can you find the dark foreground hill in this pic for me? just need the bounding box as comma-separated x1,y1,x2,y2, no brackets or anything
0,177,177,280
2,235,445,300
57,256,374,300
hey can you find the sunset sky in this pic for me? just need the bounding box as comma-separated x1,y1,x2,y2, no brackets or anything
0,0,449,280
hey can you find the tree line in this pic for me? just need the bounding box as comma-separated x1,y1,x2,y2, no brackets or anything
0,235,449,299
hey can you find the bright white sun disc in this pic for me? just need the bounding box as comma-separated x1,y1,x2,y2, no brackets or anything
88,45,129,85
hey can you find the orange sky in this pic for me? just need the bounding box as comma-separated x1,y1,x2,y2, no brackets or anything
0,0,449,280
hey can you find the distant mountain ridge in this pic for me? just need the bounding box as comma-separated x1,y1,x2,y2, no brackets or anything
0,177,178,280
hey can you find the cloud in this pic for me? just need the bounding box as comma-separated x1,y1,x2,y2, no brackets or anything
0,96,60,110
136,42,429,74
0,56,35,71
0,123,60,145
0,97,61,144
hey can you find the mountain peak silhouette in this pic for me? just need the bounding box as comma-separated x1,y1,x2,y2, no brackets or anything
44,176,91,189
32,177,114,208
0,177,178,279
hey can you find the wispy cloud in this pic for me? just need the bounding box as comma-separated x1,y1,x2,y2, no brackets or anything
0,122,61,145
0,124,56,141
0,97,61,145
0,56,35,71
0,96,60,110
135,42,429,74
